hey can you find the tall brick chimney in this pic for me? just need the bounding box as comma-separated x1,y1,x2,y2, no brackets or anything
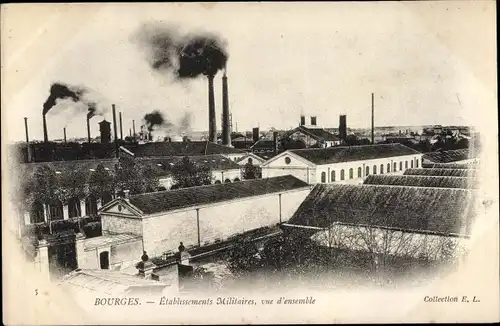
222,68,231,146
207,75,217,143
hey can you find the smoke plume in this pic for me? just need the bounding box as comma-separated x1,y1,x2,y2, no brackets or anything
143,110,171,132
133,22,229,79
43,83,87,115
87,102,97,119
179,112,192,131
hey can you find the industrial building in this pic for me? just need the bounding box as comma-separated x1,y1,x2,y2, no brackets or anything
363,175,479,189
283,183,476,260
95,175,311,260
404,168,479,178
422,148,480,165
280,115,342,149
261,143,424,184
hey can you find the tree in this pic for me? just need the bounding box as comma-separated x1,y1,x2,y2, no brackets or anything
88,163,115,200
171,156,212,189
224,236,262,277
114,156,161,195
57,166,89,204
242,162,262,180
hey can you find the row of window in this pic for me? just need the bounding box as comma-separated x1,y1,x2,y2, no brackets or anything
320,158,419,183
29,194,112,224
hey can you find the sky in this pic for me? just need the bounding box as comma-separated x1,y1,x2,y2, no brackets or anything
2,2,497,142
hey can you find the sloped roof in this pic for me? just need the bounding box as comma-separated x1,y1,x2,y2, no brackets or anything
363,175,478,189
288,184,475,236
283,126,340,142
289,143,421,165
128,175,309,215
140,155,241,178
423,148,479,163
422,163,479,169
19,158,119,178
126,141,244,157
404,168,478,178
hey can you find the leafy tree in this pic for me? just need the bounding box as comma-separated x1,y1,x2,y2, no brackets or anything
224,236,262,277
88,163,116,199
28,165,59,206
57,166,89,203
114,156,160,195
171,156,212,189
242,162,262,180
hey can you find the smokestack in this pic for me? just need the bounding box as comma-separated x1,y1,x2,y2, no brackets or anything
207,75,217,143
339,115,347,142
112,104,119,158
24,117,32,163
371,93,375,144
63,127,67,143
311,116,317,126
252,127,260,144
300,115,305,126
87,117,91,143
222,68,231,146
42,114,48,143
132,120,136,138
129,128,132,138
119,112,123,140
273,131,279,153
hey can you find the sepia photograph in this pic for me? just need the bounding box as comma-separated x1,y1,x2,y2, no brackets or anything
2,2,498,324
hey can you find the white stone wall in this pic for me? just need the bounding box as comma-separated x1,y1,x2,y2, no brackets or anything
263,154,423,185
140,187,311,257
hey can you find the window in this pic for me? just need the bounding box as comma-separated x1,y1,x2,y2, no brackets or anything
321,172,326,183
373,165,377,174
225,179,232,183
357,167,362,178
285,157,291,165
387,163,391,173
349,168,353,179
411,160,414,168
48,200,64,221
340,169,345,180
393,162,397,172
380,164,384,174
85,196,98,216
100,251,109,269
399,161,403,170
366,166,370,176
214,180,222,184
234,178,241,182
416,159,419,168
248,158,253,164
331,170,336,182
405,161,408,169
30,201,45,224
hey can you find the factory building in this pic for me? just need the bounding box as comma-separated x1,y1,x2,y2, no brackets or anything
235,152,267,167
96,176,311,259
261,143,423,185
284,183,476,261
281,116,341,149
19,154,243,226
404,168,479,178
124,141,246,162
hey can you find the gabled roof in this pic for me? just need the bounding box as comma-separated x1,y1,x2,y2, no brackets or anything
125,141,245,157
283,126,340,142
235,152,266,164
288,143,421,165
288,184,475,236
422,163,479,169
19,158,119,178
404,168,478,178
127,175,309,215
423,148,479,163
363,175,478,189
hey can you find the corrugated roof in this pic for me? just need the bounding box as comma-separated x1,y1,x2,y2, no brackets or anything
404,168,478,178
128,175,309,215
60,269,166,295
422,163,479,169
83,233,142,251
126,141,244,157
423,148,479,163
363,175,478,189
289,143,421,165
288,184,475,236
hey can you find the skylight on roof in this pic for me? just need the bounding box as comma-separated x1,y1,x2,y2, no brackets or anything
89,169,96,172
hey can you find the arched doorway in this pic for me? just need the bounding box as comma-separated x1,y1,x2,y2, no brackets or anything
224,179,232,183
357,167,362,178
99,251,109,269
30,201,45,224
214,180,222,184
340,170,345,180
68,197,82,218
321,172,326,183
365,166,370,176
349,168,353,179
85,196,98,216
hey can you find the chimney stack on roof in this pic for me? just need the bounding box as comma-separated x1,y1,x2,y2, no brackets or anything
222,67,231,147
300,115,305,126
252,127,260,144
